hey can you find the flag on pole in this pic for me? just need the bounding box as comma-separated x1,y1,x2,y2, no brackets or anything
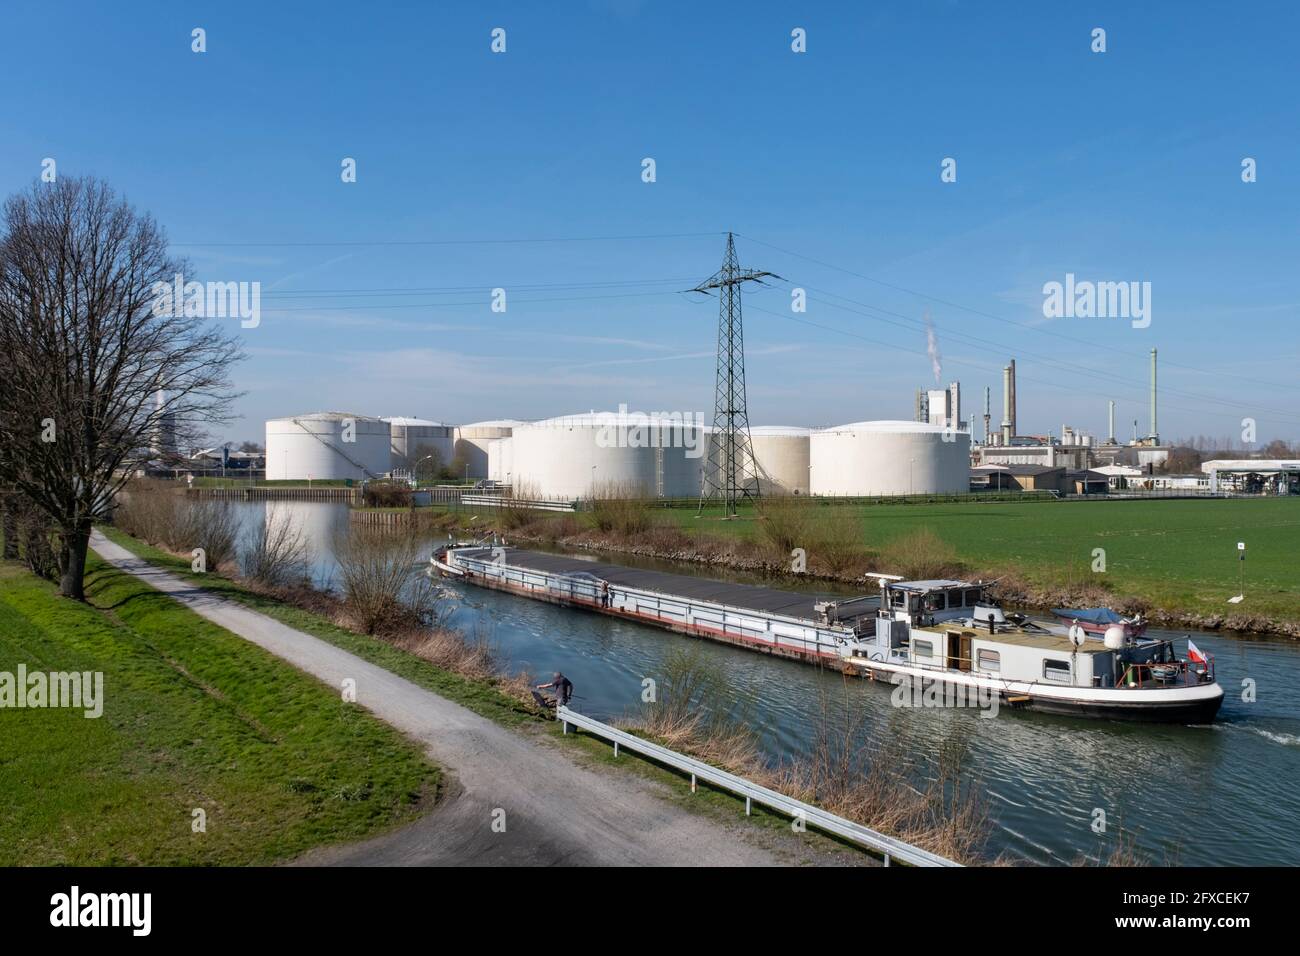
1187,640,1207,664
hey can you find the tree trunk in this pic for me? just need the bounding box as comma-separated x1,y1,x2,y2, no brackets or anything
1,496,16,560
58,519,92,600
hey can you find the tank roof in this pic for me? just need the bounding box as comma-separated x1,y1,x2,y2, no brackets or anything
267,411,385,424
382,416,450,427
460,419,528,429
818,419,966,435
527,411,704,428
748,425,812,436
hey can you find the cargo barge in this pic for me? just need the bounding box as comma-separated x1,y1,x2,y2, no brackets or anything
433,545,1223,722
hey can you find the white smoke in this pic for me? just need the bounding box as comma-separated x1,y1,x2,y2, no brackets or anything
923,311,942,384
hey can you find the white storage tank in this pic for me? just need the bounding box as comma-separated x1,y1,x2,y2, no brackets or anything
487,436,514,485
809,420,969,496
383,417,454,474
749,426,811,495
265,412,391,481
454,420,524,480
510,411,705,500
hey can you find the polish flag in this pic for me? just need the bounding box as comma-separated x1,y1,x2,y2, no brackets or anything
1187,640,1208,664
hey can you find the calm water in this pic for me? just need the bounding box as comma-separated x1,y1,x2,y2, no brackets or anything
233,500,1300,866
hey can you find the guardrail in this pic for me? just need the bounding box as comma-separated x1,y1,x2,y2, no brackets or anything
557,706,960,867
461,494,577,512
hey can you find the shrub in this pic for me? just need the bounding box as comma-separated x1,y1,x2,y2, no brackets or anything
876,527,962,580
757,495,812,559
362,481,413,508
805,509,870,576
240,506,312,588
170,500,240,572
589,482,657,537
332,526,439,634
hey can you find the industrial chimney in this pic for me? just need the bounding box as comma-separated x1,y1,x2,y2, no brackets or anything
1149,348,1158,443
1108,400,1116,445
1009,359,1017,438
1001,364,1013,444
983,386,991,445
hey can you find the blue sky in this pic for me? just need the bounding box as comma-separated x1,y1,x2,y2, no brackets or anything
3,1,1297,446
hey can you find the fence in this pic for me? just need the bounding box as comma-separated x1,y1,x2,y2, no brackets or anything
460,494,577,513
557,706,960,867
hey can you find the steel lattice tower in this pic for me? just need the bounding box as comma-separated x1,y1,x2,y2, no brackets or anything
694,233,776,516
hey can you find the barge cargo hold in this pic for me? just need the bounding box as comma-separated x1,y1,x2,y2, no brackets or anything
434,546,1223,722
435,546,877,664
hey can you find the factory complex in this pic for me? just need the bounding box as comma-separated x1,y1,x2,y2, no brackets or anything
252,341,1298,500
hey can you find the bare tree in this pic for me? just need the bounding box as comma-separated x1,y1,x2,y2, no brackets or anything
0,177,244,599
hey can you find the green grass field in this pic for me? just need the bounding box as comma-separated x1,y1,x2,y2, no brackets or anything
668,497,1300,626
96,526,536,728
0,556,437,865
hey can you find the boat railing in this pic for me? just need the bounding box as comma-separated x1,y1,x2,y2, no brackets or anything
1118,656,1215,689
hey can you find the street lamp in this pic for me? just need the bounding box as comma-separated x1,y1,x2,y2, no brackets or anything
415,454,435,486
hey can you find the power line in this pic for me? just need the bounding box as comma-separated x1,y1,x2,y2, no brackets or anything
174,231,725,248
736,233,1300,393
738,301,1300,429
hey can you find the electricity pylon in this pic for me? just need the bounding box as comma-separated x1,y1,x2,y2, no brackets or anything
693,233,777,517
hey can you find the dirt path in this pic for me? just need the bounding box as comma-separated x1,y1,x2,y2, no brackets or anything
90,531,858,867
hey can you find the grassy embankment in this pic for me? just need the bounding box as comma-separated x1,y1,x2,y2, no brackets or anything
438,495,1300,634
0,556,436,866
97,525,990,863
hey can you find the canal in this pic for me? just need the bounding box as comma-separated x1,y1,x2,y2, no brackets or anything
229,500,1300,866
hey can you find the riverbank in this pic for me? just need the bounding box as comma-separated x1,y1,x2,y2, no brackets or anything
95,524,992,864
427,496,1300,639
0,557,437,866
86,530,877,865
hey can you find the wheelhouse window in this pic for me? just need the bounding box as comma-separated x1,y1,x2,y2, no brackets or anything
977,649,1000,672
965,588,981,607
1043,659,1072,684
913,639,934,659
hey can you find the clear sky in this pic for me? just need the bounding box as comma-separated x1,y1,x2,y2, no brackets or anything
3,1,1297,447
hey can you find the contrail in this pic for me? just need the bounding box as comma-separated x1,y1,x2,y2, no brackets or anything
924,311,942,384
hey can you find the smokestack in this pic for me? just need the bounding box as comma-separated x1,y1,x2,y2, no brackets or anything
1003,358,1013,437
1108,400,1116,444
983,386,991,445
948,381,961,432
1149,348,1158,442
1001,364,1012,444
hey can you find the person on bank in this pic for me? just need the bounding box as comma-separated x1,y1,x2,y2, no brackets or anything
536,672,574,707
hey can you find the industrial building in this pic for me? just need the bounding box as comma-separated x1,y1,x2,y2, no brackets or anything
1202,459,1300,495
749,426,811,495
454,420,525,480
508,412,706,499
810,421,970,496
384,417,454,474
265,412,391,481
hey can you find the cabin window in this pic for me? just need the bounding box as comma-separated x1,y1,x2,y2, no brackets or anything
890,590,907,609
965,588,981,607
977,649,1000,672
913,639,934,659
1043,659,1072,683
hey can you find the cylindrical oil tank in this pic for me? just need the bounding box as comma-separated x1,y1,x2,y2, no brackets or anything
454,420,524,480
265,412,391,481
809,420,970,496
487,437,514,485
383,417,454,474
510,412,705,499
748,426,811,495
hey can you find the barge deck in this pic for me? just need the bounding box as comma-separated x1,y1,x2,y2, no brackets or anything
439,546,877,665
